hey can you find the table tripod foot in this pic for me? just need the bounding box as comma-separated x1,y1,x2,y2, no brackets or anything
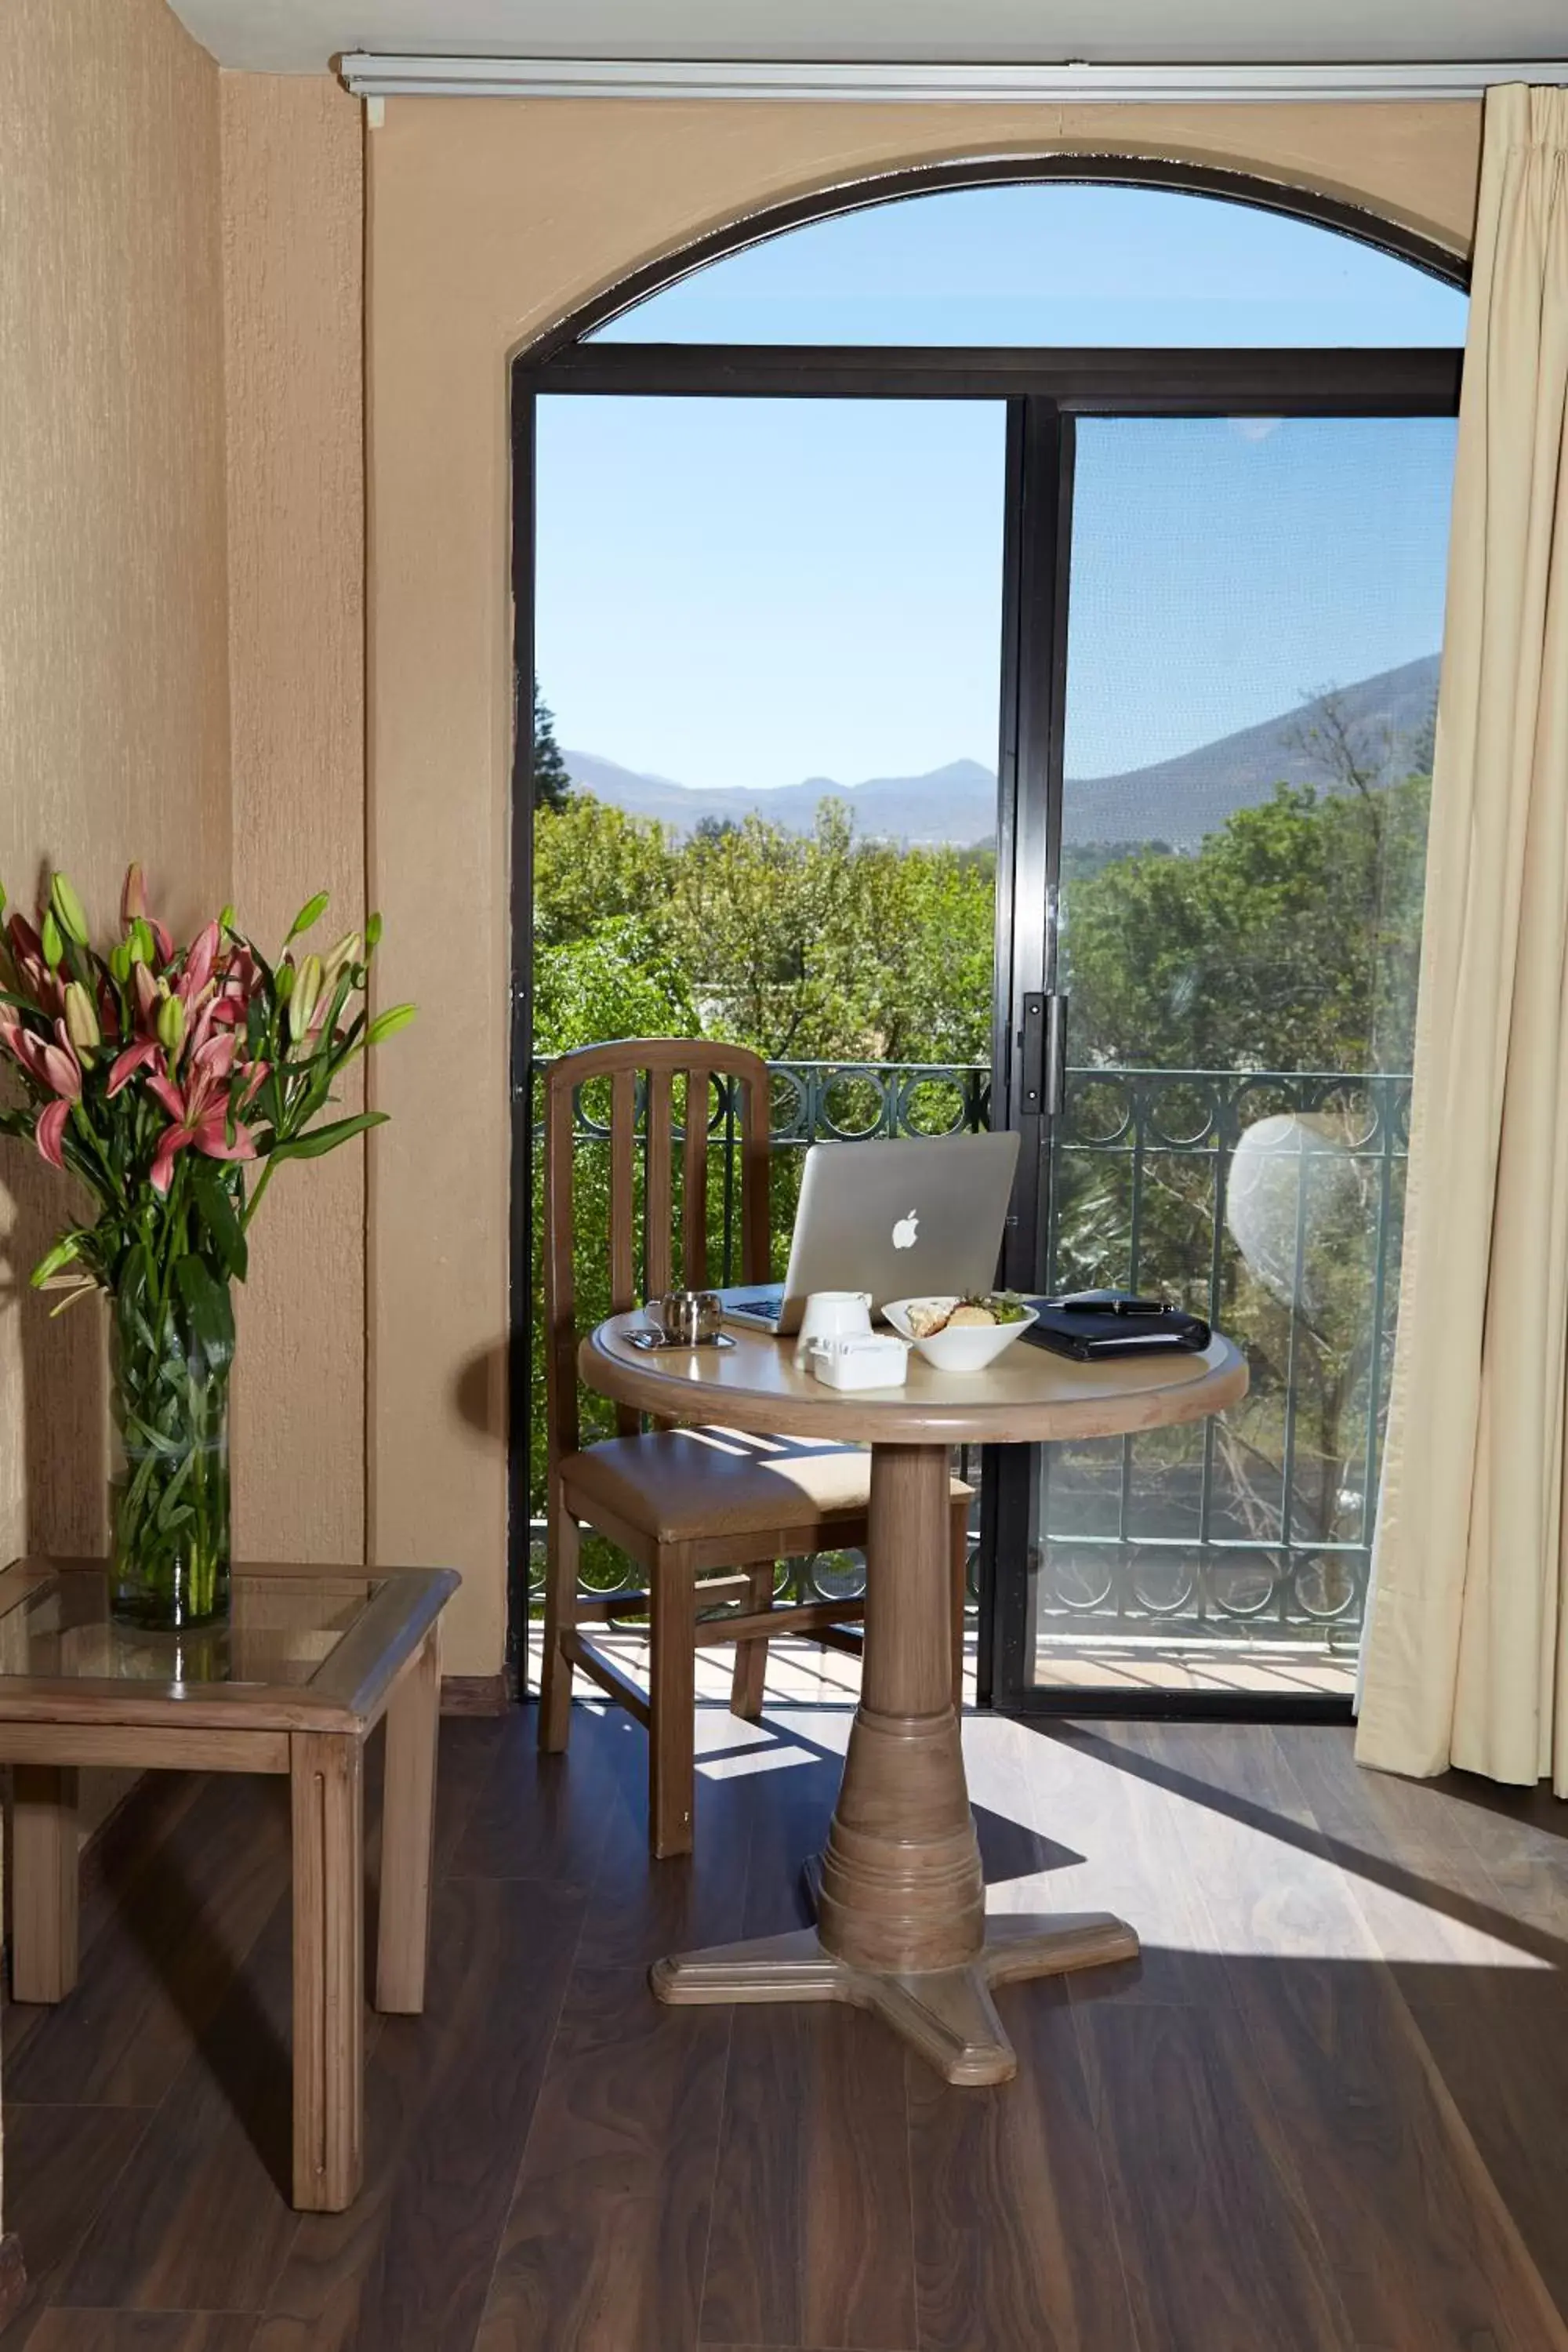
650,1911,1139,2086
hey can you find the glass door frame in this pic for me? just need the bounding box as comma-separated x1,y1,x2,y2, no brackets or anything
981,389,1463,1716
508,205,1463,1705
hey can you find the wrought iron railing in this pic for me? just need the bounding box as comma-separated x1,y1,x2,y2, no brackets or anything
1039,1066,1409,1653
530,1056,1410,1655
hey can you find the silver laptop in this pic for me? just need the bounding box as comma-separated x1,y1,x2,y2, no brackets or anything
720,1131,1021,1335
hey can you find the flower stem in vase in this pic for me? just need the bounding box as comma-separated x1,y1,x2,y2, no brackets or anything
108,1248,233,1630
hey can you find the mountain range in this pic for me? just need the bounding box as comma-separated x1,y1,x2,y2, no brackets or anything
564,653,1439,851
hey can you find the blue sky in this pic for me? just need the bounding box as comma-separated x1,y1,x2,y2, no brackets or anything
596,183,1467,350
535,187,1463,793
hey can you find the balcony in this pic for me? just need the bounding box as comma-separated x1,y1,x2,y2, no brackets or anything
532,1056,1407,1693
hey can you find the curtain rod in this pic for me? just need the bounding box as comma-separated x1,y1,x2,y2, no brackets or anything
337,55,1568,104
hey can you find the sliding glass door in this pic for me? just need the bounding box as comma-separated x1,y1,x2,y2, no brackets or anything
1004,412,1457,1707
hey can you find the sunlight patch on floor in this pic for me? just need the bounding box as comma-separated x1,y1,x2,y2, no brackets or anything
557,1636,1560,1973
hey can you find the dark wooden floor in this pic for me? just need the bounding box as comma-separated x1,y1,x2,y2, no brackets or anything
5,1690,1568,2351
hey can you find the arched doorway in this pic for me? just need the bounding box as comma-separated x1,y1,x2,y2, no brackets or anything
513,162,1466,1714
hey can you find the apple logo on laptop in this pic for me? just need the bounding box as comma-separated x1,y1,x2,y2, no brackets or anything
891,1209,919,1250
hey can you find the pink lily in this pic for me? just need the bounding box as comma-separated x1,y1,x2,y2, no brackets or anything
36,1100,71,1172
132,962,162,1029
107,1038,162,1097
146,1029,256,1196
179,920,221,1006
7,915,62,1014
1,1018,82,1173
3,1020,82,1104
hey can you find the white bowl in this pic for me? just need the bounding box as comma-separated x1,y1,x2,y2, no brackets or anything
882,1297,1038,1373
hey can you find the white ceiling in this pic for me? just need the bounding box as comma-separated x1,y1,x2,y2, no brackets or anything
168,0,1568,78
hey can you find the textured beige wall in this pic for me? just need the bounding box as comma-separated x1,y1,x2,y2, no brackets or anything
366,96,1482,1677
0,0,230,1573
222,74,368,1564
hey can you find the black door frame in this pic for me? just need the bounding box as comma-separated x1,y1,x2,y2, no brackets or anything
508,162,1466,1708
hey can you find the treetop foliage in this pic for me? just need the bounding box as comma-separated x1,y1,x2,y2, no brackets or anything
532,684,1432,1082
532,684,574,813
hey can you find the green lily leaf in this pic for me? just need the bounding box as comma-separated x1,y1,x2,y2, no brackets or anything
191,1163,249,1283
267,1110,388,1163
173,1256,234,1373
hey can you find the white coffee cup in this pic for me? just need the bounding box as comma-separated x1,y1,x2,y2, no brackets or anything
793,1290,873,1368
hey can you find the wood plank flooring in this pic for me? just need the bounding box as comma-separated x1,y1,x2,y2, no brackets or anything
5,1684,1568,2351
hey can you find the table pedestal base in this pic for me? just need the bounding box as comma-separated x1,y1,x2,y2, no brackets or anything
652,1909,1138,2085
648,1443,1141,2088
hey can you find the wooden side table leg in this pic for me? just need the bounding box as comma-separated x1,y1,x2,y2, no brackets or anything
376,1626,441,2014
12,1764,79,2003
290,1731,364,2211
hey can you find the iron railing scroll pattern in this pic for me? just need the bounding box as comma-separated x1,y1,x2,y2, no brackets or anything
528,1056,1408,1661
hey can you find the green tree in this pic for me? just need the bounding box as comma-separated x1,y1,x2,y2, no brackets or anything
532,684,574,812
667,800,994,1065
1064,775,1430,1076
532,915,696,1055
533,793,675,949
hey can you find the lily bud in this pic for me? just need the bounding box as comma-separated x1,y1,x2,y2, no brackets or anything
288,953,324,1043
108,941,132,985
277,960,296,1002
130,916,156,968
219,902,237,935
157,994,186,1058
64,982,100,1056
122,863,148,926
50,873,89,948
285,889,330,945
365,1002,417,1047
321,931,361,989
40,910,64,968
365,911,383,952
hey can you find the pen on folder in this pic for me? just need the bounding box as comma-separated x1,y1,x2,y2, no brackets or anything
1054,1296,1167,1317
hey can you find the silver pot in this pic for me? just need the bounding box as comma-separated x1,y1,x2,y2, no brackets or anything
649,1288,724,1346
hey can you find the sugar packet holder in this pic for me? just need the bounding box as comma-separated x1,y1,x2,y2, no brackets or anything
804,1332,910,1391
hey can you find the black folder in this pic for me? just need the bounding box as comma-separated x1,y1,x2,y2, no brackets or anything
1022,1291,1211,1363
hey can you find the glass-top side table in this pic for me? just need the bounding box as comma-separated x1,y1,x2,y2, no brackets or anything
0,1555,459,2212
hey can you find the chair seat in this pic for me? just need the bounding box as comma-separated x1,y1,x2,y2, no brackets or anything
562,1425,967,1546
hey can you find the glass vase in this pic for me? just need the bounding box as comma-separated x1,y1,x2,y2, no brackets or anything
107,1268,233,1630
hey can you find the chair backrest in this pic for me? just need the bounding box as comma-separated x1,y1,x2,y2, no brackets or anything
542,1036,773,1464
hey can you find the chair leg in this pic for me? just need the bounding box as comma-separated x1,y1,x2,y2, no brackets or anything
949,1494,971,1716
650,1549,698,1858
730,1561,775,1722
539,1483,579,1754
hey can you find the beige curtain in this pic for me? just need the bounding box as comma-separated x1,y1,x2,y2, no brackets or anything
1358,85,1568,1790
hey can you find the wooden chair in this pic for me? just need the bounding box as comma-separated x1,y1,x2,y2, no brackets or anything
537,1037,971,1857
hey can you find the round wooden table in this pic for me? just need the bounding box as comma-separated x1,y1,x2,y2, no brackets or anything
582,1312,1248,2086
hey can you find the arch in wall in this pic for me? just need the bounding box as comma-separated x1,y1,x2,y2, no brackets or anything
509,147,1467,1672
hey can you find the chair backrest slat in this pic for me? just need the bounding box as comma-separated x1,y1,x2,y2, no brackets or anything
741,1063,771,1284
541,1038,773,1475
644,1067,673,1300
608,1069,637,1312
683,1065,709,1288
608,1070,640,1435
